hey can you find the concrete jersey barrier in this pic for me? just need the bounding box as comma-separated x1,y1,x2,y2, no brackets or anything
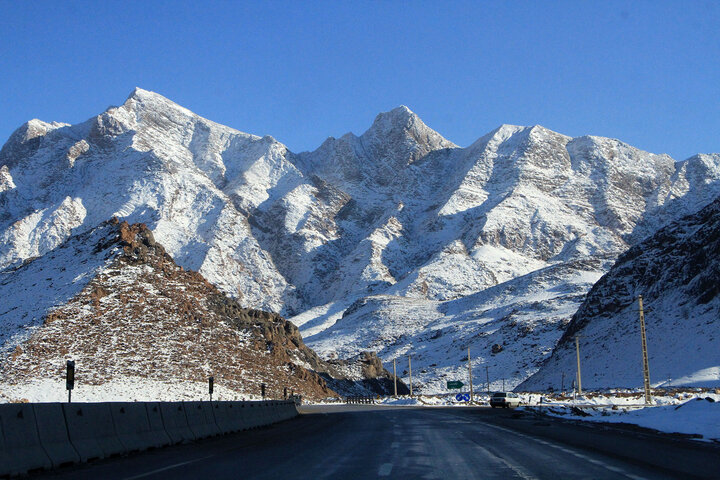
211,402,235,435
159,402,194,444
184,401,220,439
0,403,52,476
63,403,125,461
144,403,172,448
110,402,168,452
32,403,80,468
0,399,299,476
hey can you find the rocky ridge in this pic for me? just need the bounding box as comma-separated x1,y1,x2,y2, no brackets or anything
0,219,401,401
521,196,720,390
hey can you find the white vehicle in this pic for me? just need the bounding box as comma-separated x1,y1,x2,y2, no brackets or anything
489,392,521,408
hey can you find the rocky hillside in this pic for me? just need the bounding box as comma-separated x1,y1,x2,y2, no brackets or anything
0,219,401,401
520,196,720,391
2,88,719,392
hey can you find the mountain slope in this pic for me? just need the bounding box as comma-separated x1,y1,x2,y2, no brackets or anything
1,219,337,400
520,196,720,391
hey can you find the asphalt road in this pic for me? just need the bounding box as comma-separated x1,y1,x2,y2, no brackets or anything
32,405,720,479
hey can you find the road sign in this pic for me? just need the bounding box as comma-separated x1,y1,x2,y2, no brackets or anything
447,381,464,389
455,393,470,402
66,360,75,391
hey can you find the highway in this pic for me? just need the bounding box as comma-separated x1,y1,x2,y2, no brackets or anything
33,405,719,479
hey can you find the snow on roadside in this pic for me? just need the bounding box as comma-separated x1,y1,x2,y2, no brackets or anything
539,397,720,442
0,377,266,403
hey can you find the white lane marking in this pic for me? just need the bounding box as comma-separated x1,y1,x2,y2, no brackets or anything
472,443,538,480
478,422,648,480
123,455,215,480
391,441,399,448
378,463,393,476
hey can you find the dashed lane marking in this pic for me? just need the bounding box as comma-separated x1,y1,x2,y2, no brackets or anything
378,463,393,476
478,422,648,480
123,455,215,480
472,443,539,480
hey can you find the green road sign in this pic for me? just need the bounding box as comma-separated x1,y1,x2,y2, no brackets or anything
447,381,464,389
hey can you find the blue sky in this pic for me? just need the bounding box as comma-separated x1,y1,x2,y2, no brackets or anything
1,1,718,159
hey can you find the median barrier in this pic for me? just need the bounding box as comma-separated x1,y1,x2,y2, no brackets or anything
234,402,253,431
237,402,257,430
0,399,300,476
212,402,235,434
32,403,80,468
184,402,220,439
110,402,166,452
144,403,172,448
252,402,270,428
272,402,284,422
159,402,194,444
261,402,275,425
0,403,52,476
222,402,244,432
279,401,298,421
63,403,124,461
241,402,260,429
0,421,10,476
268,402,280,423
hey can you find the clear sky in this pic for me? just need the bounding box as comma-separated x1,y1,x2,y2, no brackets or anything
1,1,718,160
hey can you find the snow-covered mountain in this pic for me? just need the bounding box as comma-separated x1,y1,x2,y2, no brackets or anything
520,196,720,391
1,88,719,393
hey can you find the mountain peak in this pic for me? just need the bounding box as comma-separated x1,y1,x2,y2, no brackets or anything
368,105,418,133
121,87,195,117
126,87,162,102
362,106,456,152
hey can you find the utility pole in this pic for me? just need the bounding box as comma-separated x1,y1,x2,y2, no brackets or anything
409,355,413,397
485,366,490,394
638,295,652,405
561,372,565,394
467,347,473,403
393,358,398,397
502,378,505,392
575,335,582,396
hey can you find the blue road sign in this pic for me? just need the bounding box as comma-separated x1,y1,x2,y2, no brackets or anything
455,393,470,402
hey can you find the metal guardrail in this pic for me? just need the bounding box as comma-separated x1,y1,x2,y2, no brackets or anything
345,396,375,404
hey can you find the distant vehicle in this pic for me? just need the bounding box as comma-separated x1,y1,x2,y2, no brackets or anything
489,392,521,408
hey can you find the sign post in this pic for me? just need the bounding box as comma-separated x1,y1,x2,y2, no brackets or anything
208,376,214,402
261,383,266,399
66,360,75,403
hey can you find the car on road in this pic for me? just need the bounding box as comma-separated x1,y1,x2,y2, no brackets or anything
489,392,521,408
